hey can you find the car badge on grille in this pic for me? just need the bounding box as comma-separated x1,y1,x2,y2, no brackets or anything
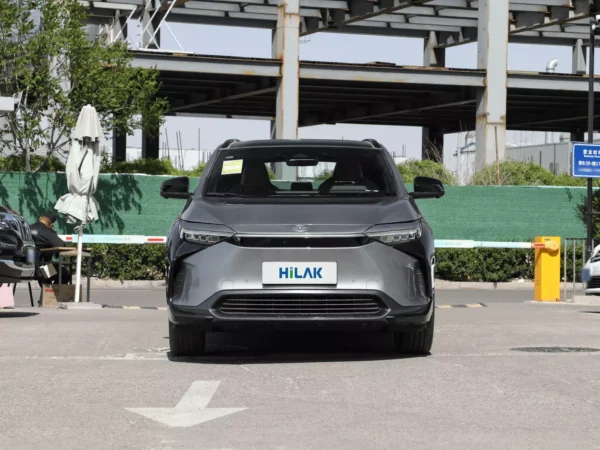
292,224,309,232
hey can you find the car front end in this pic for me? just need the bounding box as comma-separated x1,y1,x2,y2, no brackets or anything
0,207,36,284
161,139,444,356
167,217,434,333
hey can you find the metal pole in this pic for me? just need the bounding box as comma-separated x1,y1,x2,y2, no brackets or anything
563,238,567,301
582,236,587,294
573,240,577,299
587,19,595,261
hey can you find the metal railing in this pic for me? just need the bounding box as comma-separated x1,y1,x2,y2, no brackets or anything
563,237,590,302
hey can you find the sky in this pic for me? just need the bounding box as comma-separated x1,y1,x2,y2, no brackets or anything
114,21,594,171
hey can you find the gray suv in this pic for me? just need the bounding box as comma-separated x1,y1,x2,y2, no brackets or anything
161,139,444,356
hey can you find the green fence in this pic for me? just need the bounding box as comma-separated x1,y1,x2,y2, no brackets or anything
0,171,586,241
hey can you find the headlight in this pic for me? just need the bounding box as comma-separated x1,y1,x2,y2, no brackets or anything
179,227,234,245
0,214,9,229
366,223,422,245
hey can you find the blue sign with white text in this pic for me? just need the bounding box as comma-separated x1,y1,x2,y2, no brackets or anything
572,143,600,178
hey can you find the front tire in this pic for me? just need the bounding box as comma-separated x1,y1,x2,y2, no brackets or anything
169,320,206,356
394,308,435,355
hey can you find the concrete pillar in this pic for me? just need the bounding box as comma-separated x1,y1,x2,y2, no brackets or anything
272,0,300,180
422,32,446,162
142,129,160,159
423,31,446,68
112,130,127,162
573,39,587,75
475,0,508,172
422,127,444,162
141,1,161,49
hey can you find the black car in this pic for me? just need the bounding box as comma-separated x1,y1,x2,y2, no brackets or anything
0,205,36,284
161,139,444,356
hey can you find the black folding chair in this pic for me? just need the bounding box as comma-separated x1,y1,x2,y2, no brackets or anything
11,282,35,307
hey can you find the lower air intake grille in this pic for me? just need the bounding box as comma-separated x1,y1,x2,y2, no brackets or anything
587,277,600,289
215,295,387,318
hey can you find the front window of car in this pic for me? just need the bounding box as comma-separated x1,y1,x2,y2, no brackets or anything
202,145,401,200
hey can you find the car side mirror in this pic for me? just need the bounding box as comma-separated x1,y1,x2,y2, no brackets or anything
160,177,191,199
410,176,445,199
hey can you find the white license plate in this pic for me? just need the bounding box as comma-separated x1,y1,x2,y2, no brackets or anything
262,262,337,285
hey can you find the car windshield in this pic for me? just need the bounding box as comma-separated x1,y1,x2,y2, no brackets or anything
202,145,400,198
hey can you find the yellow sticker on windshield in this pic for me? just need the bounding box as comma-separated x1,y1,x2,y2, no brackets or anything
222,159,243,174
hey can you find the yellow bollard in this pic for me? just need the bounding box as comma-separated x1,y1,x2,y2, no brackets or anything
533,236,561,302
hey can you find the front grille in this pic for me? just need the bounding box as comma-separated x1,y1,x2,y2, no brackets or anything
588,276,600,289
214,295,388,318
16,217,32,242
591,254,600,263
233,236,369,248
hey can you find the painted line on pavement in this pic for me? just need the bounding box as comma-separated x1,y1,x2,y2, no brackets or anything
102,305,167,310
437,303,487,309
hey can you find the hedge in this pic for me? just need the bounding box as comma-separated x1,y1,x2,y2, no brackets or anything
80,244,586,283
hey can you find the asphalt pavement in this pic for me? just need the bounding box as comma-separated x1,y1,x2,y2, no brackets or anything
3,288,600,449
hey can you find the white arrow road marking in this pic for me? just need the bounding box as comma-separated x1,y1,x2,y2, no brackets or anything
126,380,247,427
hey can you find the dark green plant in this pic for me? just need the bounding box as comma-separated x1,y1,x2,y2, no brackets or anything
73,244,585,282
436,248,534,282
397,159,456,185
83,244,166,281
99,156,207,177
0,155,65,172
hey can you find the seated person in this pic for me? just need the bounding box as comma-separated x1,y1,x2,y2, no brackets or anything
30,212,72,286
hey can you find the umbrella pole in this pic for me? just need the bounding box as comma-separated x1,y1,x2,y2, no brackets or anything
74,223,84,303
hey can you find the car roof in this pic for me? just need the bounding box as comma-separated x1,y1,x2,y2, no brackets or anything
223,139,382,150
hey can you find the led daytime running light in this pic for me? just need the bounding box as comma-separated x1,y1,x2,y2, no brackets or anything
180,228,233,245
368,225,422,245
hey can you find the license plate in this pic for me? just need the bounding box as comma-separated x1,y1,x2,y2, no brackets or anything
262,262,337,285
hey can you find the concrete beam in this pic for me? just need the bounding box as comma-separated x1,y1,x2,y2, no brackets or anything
475,0,508,173
272,0,300,181
112,130,127,161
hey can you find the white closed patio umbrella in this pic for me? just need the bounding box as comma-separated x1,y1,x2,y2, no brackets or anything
54,104,103,303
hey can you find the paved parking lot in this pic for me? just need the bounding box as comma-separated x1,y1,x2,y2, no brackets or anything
3,289,600,449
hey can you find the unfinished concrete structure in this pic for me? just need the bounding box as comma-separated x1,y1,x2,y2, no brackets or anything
81,0,600,178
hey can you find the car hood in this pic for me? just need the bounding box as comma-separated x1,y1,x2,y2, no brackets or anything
180,197,420,234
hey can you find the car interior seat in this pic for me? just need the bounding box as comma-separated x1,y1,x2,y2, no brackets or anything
318,160,378,193
228,161,278,194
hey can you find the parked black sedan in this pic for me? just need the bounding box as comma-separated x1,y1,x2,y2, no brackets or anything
0,205,36,283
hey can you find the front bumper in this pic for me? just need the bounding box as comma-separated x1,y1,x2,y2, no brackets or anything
168,289,434,332
0,258,35,283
